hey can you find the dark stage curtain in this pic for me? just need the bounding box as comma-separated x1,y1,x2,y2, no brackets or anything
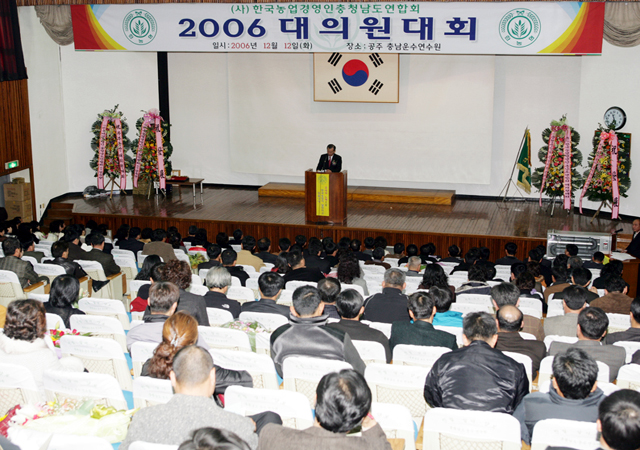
0,0,27,81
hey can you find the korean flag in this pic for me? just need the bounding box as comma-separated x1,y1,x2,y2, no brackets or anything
313,52,399,103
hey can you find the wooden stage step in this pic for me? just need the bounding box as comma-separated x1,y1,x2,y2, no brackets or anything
258,183,455,206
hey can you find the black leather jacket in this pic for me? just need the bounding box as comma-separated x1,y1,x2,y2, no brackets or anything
424,340,529,414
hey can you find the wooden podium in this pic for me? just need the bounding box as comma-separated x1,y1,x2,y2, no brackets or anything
305,170,347,225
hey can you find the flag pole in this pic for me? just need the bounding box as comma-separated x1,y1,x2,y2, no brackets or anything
499,127,529,202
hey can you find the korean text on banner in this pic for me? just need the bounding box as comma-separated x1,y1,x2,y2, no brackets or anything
316,174,330,216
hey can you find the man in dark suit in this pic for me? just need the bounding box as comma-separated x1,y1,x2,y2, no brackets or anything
624,218,640,258
197,244,222,272
304,240,331,275
282,250,324,284
220,249,249,287
44,240,87,279
241,272,290,317
85,232,121,277
255,238,278,265
496,242,520,266
604,297,640,344
63,229,89,262
495,305,547,375
0,237,48,288
315,144,342,172
390,289,457,352
117,227,145,255
362,268,409,323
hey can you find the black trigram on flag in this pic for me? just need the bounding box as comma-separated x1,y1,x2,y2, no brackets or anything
328,53,343,67
329,78,342,94
369,80,383,95
369,53,384,68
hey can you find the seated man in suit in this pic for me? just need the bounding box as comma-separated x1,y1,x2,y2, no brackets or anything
495,305,546,375
514,348,605,444
203,266,241,319
362,268,409,324
229,228,243,246
84,232,121,277
0,237,48,288
236,235,265,272
496,242,519,266
583,251,605,270
548,307,626,382
62,228,88,262
197,244,222,271
389,290,457,351
282,250,324,284
241,272,289,317
386,242,405,261
591,275,633,315
317,277,341,319
315,143,342,173
117,226,145,254
604,296,640,344
44,240,87,280
553,266,599,303
365,247,391,270
544,285,588,337
327,289,391,363
221,249,249,287
20,236,45,263
491,282,545,341
255,237,277,265
543,264,572,303
142,229,177,263
349,239,372,262
304,240,332,275
597,388,640,450
259,369,391,450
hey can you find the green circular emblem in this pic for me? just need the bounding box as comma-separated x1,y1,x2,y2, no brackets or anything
499,8,541,48
123,9,157,45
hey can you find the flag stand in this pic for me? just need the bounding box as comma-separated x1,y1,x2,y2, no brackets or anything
499,127,529,202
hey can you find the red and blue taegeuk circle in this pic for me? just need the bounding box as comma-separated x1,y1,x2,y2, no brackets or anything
342,59,369,87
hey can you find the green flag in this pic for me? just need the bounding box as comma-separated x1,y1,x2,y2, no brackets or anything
517,128,532,194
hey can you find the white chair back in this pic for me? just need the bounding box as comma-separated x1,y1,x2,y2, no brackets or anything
456,294,492,307
113,256,138,292
520,305,543,319
365,363,431,420
209,349,279,390
607,313,632,333
131,341,159,377
530,418,599,450
503,351,533,391
277,289,293,306
0,362,44,412
546,299,564,318
544,334,578,351
22,255,38,265
46,312,66,331
198,268,209,280
340,283,366,297
450,302,494,316
189,284,208,296
206,307,235,326
282,356,352,403
616,364,640,391
239,311,288,332
227,286,255,304
197,326,252,351
352,340,387,365
132,376,173,408
0,269,27,307
238,264,257,274
33,244,52,257
371,402,416,450
69,314,127,352
225,386,313,429
392,345,451,369
284,280,317,291
78,297,130,330
191,274,202,286
613,341,640,364
518,297,543,315
130,280,151,300
43,370,127,410
33,262,66,284
362,321,392,339
434,325,463,347
112,249,136,260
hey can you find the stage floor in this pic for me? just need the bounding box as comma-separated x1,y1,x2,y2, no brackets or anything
61,185,633,239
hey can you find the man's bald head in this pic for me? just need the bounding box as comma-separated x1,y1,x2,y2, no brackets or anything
497,305,523,332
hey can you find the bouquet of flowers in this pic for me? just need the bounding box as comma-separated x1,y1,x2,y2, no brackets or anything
48,326,90,348
221,320,268,352
189,253,206,270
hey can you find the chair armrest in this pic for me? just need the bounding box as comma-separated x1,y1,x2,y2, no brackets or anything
107,272,127,293
106,272,125,301
25,281,46,295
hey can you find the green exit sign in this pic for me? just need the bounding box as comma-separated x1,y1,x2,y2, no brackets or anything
4,161,18,170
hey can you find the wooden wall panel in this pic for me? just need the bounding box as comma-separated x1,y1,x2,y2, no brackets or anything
0,79,33,177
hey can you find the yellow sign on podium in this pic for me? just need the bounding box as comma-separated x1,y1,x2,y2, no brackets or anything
316,173,330,216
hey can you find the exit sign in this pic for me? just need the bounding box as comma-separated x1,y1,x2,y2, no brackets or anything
4,160,18,170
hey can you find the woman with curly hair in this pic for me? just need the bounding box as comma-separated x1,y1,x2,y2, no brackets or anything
0,299,83,390
337,254,368,296
163,260,210,326
418,264,456,300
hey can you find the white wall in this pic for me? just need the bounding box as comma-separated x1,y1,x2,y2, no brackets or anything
18,4,640,218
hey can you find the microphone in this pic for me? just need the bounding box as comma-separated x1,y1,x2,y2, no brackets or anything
614,228,624,234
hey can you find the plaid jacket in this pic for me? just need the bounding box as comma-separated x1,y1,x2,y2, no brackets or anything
0,255,48,288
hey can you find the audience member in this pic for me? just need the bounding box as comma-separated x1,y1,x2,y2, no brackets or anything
604,296,640,344
179,428,251,450
117,226,145,254
135,255,162,282
317,278,341,319
142,229,177,262
255,238,277,264
259,369,392,450
513,348,604,444
456,264,491,295
241,272,289,316
597,389,640,450
160,260,209,326
221,249,249,287
349,239,372,261
419,243,439,264
390,291,457,351
282,250,324,283
236,236,264,272
491,282,545,341
387,242,405,260
583,251,605,270
404,256,422,277
336,254,368,295
515,271,543,304
62,228,88,261
44,275,85,328
323,240,339,267
397,243,418,266
197,244,222,271
591,275,633,315
548,307,626,382
120,346,280,450
418,264,455,299
553,266,599,303
305,239,332,274
216,232,231,250
84,232,121,277
229,229,243,246
362,268,409,323
20,236,44,262
327,289,391,363
424,311,529,413
565,243,579,257
365,247,391,270
278,237,291,254
528,247,552,286
496,242,519,265
130,262,165,312
441,245,463,263
270,286,365,377
204,267,241,318
44,240,87,279
431,285,462,327
568,256,584,270
543,264,572,303
0,237,48,288
139,227,153,243
593,260,624,290
495,305,546,375
543,285,588,337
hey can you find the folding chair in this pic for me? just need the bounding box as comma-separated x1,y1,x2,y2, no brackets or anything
607,313,631,333
520,332,537,340
255,332,272,356
616,364,640,391
130,341,158,377
28,293,49,302
361,264,386,274
70,314,128,352
495,266,513,279
546,299,564,318
239,311,288,332
238,264,257,275
340,283,366,297
503,351,533,392
392,344,451,369
231,245,241,253
225,386,313,429
112,249,136,260
361,320,392,339
277,289,293,306
132,376,173,408
33,244,52,257
260,263,275,273
0,269,46,307
613,341,640,364
206,307,235,326
22,255,38,266
0,362,44,413
423,408,521,450
538,356,610,393
455,294,492,307
450,302,494,316
75,260,124,300
285,280,317,291
46,312,66,331
198,268,209,280
175,252,190,265
78,297,130,331
59,335,132,390
352,340,387,365
33,262,66,284
518,297,544,316
43,370,127,410
282,357,352,404
434,325,463,347
365,363,430,421
543,335,578,351
113,255,138,295
209,348,279,389
227,286,255,304
191,274,202,286
197,326,252,351
371,402,416,450
530,418,599,450
174,249,187,258
438,262,457,275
